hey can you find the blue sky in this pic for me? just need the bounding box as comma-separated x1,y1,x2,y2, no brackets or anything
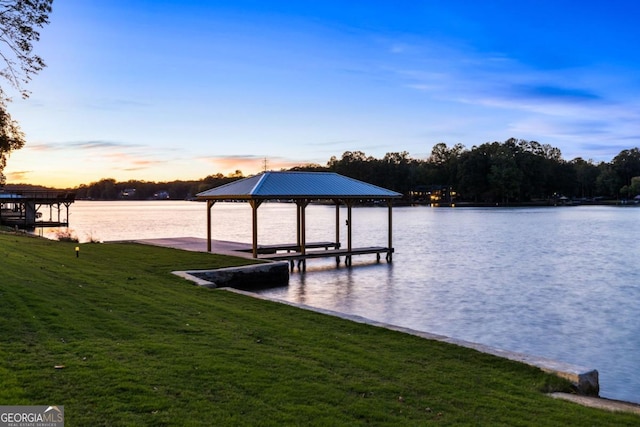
5,0,640,187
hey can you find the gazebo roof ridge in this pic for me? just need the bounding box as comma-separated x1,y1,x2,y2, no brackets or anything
250,172,269,196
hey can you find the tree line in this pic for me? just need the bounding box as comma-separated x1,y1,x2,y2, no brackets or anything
61,138,640,204
70,174,239,201
320,139,640,204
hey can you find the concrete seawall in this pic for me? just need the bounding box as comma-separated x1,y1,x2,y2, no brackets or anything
172,262,290,289
223,287,599,396
174,261,599,396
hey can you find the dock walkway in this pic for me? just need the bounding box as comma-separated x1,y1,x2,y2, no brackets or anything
125,237,254,258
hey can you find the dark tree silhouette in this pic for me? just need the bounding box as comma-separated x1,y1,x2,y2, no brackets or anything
0,0,52,184
0,102,23,184
0,0,53,99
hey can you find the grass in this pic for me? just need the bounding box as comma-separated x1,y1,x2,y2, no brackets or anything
0,231,638,425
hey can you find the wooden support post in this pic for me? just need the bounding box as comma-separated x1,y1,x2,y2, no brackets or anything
206,200,215,252
300,204,307,255
296,203,301,248
346,200,353,252
64,202,71,225
334,199,341,249
387,199,393,262
249,199,263,258
296,199,309,255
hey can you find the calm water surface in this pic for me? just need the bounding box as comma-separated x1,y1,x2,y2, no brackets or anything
43,201,640,403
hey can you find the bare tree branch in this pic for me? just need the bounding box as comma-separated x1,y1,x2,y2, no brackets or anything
0,0,52,184
0,0,52,99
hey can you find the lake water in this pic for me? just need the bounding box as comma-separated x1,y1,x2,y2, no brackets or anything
40,200,640,403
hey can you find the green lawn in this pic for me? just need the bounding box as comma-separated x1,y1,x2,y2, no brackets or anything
0,232,637,425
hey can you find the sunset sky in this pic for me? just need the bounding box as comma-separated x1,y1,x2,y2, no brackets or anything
5,0,640,188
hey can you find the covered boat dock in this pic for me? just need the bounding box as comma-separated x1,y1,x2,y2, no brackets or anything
0,190,75,229
196,171,402,271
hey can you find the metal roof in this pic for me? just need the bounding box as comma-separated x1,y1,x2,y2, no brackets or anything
0,193,25,200
196,171,402,200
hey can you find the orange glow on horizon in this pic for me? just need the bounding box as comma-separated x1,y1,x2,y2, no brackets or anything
5,152,321,189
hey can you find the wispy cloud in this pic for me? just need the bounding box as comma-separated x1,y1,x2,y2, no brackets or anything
120,159,171,172
512,84,602,102
306,139,360,147
198,154,323,173
20,139,184,177
6,170,32,181
72,140,145,149
380,34,640,161
390,36,608,110
200,155,265,173
100,149,177,172
84,98,151,111
580,142,633,152
27,140,144,151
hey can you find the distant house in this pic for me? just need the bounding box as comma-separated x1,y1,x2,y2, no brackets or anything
120,188,137,199
152,191,170,200
410,184,456,204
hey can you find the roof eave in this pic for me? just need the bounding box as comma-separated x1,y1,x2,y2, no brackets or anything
197,194,402,201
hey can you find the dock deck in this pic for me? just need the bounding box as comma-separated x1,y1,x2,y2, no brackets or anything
260,246,393,271
130,237,392,271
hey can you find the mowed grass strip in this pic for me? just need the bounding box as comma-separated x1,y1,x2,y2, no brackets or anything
0,232,637,426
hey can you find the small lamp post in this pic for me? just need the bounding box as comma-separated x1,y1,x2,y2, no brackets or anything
75,246,80,258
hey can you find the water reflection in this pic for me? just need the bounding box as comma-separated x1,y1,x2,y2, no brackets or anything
258,205,640,403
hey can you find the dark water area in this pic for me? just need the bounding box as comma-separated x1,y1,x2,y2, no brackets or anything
44,201,640,403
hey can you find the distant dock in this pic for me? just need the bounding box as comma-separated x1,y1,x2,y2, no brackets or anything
0,190,76,229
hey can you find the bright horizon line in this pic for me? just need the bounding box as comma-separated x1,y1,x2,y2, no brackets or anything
5,153,314,188
6,143,635,190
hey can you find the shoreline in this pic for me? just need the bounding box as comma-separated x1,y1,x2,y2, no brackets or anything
227,285,640,414
173,261,640,414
